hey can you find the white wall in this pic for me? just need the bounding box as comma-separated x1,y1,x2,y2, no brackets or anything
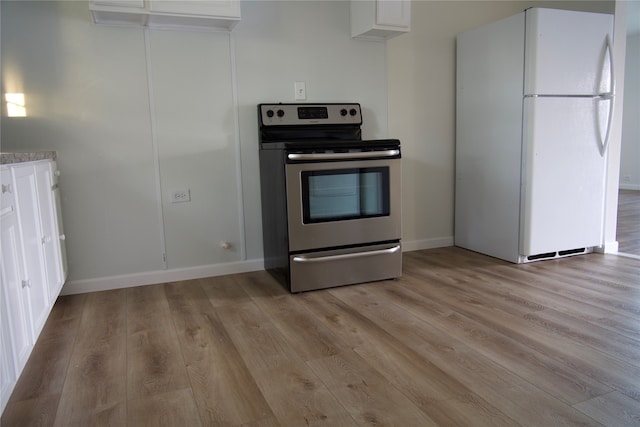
620,33,640,190
1,0,623,293
1,1,387,292
387,0,616,253
2,1,165,281
232,0,388,260
387,1,527,252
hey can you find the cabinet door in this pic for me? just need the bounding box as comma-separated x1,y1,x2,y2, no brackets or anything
149,0,240,18
1,300,17,414
90,0,144,8
35,163,64,303
88,0,147,26
351,0,410,39
12,164,50,340
50,162,68,283
0,168,32,381
376,0,410,28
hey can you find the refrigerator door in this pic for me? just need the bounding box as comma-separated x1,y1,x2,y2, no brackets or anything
521,97,606,257
524,8,614,96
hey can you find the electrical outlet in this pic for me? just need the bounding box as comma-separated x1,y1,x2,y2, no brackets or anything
623,174,631,183
171,189,190,203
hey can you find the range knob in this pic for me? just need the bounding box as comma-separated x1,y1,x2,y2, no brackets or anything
266,110,274,118
349,108,358,116
340,108,348,116
277,109,285,118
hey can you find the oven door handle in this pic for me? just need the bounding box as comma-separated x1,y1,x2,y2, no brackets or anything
292,245,401,263
287,149,399,161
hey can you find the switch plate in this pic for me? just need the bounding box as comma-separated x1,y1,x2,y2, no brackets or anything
171,189,190,203
294,81,306,100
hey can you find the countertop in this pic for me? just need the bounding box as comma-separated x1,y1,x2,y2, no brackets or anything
0,151,57,165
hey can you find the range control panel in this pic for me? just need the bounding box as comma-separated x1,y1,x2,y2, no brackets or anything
259,103,362,126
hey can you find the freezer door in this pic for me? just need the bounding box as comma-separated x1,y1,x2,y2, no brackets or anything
524,8,614,96
521,97,606,256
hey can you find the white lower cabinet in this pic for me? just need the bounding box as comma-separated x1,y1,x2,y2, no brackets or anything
0,160,67,415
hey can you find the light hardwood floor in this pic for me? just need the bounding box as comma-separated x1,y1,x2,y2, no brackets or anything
2,247,639,426
618,189,640,256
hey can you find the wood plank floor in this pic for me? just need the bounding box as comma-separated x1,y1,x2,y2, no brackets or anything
618,189,640,256
2,247,640,426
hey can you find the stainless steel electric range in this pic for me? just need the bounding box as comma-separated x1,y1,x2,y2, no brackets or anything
258,103,402,292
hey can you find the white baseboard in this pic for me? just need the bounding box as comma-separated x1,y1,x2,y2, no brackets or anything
61,258,264,295
620,184,640,191
401,236,454,252
616,252,640,260
61,237,454,295
64,235,629,295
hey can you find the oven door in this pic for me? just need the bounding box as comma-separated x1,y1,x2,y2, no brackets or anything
285,151,401,252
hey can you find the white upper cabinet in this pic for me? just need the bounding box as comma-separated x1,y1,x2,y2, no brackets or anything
148,1,239,17
351,0,410,40
89,0,241,31
92,0,144,7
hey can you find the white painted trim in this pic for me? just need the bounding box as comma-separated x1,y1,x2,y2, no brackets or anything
401,236,454,252
229,32,247,261
60,258,264,295
619,184,640,191
615,252,640,260
595,240,619,254
61,237,456,295
143,28,168,269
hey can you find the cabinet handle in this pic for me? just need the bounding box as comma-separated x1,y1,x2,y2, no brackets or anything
1,205,14,216
54,170,61,177
59,234,66,241
1,183,12,194
21,279,31,288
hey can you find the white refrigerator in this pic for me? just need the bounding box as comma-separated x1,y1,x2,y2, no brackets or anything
455,8,615,263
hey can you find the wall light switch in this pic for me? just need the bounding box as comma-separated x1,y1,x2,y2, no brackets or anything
294,81,306,100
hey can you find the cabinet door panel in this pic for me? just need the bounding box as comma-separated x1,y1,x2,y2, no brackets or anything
149,0,239,17
12,165,50,340
376,0,410,27
1,168,32,378
91,0,144,7
50,162,68,282
1,300,17,413
35,163,64,302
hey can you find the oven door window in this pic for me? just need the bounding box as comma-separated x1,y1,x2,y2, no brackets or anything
301,167,390,223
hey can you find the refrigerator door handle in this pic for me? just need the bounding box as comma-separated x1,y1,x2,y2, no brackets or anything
597,34,615,156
